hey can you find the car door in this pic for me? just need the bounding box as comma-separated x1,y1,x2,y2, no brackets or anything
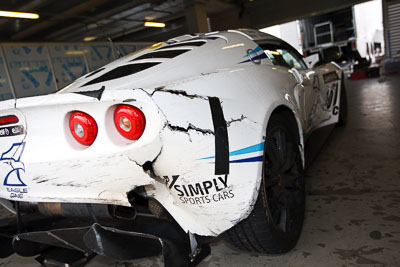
260,42,321,132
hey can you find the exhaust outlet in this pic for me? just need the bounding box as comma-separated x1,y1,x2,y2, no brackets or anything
37,203,136,220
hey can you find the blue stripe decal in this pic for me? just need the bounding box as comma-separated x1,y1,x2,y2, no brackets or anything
247,46,262,56
229,156,263,163
229,142,264,156
239,53,268,64
200,156,217,160
199,142,264,160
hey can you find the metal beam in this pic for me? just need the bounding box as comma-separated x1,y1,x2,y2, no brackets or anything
45,2,152,41
185,1,209,33
10,0,109,41
247,0,370,29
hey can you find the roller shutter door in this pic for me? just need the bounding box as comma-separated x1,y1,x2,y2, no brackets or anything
387,1,400,58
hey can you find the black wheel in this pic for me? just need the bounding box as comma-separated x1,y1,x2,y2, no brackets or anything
224,113,305,254
338,79,348,126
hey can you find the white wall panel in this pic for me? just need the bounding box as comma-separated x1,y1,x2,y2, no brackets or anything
3,45,56,98
0,55,13,101
48,44,87,89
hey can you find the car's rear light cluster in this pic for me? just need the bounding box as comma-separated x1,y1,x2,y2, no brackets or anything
0,115,19,126
69,104,145,146
113,105,146,140
69,111,98,146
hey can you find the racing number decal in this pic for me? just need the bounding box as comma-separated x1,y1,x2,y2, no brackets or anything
313,75,320,91
324,82,339,113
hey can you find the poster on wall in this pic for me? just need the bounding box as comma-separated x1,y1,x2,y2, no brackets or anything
3,45,56,98
83,43,114,72
0,56,13,101
0,42,152,101
48,44,88,89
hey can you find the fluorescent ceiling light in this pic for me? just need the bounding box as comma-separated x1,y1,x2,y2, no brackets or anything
144,22,165,28
0,11,39,19
66,50,87,55
83,36,97,42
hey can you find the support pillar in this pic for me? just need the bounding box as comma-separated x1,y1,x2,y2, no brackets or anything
185,1,209,34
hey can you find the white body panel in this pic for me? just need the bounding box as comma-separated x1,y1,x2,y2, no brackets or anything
0,30,343,236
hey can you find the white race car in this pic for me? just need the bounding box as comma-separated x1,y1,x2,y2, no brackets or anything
0,29,346,265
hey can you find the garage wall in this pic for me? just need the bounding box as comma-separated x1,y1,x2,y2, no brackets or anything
0,42,150,101
247,0,368,29
354,0,384,58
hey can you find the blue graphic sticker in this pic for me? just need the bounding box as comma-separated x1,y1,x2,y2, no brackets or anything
200,142,264,163
239,46,268,64
1,142,26,186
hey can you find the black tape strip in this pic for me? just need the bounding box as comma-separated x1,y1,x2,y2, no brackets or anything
75,86,105,100
208,97,229,175
333,83,339,106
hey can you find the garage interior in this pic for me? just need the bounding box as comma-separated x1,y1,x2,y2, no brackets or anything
0,0,399,266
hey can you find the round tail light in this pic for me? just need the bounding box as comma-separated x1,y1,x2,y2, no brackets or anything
114,105,146,140
69,111,98,146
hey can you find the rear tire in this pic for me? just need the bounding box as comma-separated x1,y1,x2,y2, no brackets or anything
224,114,305,254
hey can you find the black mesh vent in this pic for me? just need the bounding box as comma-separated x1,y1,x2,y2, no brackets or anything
132,49,189,61
156,41,206,50
85,67,105,78
82,63,160,87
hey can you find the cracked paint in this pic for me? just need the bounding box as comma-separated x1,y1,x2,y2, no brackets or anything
166,122,214,136
226,115,247,127
152,86,208,100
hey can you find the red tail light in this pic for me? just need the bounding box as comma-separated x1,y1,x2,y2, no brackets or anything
114,105,146,140
69,111,98,146
0,115,19,126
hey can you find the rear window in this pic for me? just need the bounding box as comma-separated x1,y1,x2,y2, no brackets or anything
258,42,307,69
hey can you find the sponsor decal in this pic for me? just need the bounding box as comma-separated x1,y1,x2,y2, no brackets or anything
323,71,339,83
0,142,28,199
199,142,264,163
164,175,235,205
0,125,24,137
0,128,9,136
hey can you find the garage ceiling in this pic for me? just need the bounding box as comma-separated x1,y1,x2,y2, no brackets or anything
0,0,368,43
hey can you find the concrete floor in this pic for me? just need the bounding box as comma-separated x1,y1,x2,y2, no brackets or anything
1,74,399,266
